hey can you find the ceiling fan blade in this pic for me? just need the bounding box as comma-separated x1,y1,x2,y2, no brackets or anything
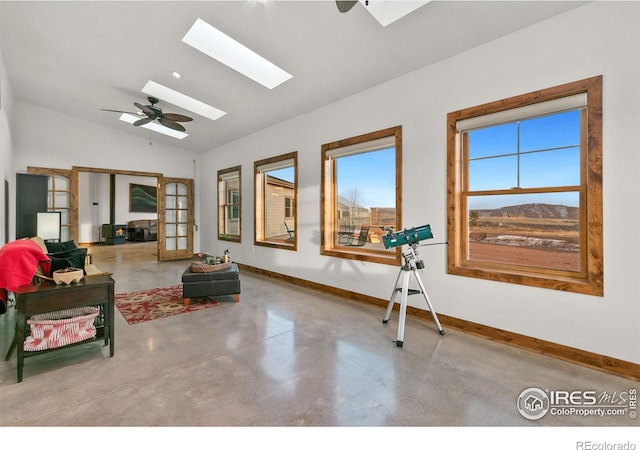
134,102,156,118
158,118,186,132
162,113,193,123
133,117,153,127
100,108,140,114
336,1,358,13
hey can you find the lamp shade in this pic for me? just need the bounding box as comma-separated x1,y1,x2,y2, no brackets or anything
37,212,61,241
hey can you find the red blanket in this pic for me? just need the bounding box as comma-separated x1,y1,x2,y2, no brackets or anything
0,240,52,314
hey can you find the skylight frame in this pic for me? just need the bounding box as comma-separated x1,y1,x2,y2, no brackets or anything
181,18,292,90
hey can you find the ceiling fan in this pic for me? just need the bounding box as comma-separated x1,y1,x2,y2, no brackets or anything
336,1,363,13
101,96,193,132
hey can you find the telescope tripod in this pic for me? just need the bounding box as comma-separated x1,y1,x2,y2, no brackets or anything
383,244,444,347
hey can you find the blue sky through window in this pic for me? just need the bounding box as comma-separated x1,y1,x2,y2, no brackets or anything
467,109,581,209
336,147,396,209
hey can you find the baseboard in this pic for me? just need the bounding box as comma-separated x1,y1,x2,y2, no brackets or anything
236,262,640,381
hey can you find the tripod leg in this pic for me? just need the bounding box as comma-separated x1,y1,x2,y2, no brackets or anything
383,268,403,324
412,270,445,335
395,270,411,347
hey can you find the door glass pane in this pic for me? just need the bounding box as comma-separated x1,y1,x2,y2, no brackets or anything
54,175,69,190
177,183,187,196
177,210,187,223
166,224,176,237
166,237,176,251
166,183,176,195
166,210,176,223
177,237,187,250
177,223,187,236
54,192,69,208
166,195,176,209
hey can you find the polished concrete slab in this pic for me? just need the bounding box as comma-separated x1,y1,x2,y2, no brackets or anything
1,242,638,431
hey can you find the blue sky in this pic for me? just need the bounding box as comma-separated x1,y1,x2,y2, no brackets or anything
467,109,581,209
336,148,396,208
267,109,581,211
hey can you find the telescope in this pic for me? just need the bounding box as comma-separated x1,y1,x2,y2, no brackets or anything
381,224,433,249
381,223,445,344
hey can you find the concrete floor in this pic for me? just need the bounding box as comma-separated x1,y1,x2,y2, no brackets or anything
1,242,638,440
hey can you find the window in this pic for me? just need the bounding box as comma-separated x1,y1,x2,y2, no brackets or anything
447,76,603,295
254,152,297,250
321,126,402,265
284,196,294,219
218,166,241,242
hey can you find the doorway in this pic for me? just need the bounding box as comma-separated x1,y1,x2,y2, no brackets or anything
27,165,195,261
4,179,8,244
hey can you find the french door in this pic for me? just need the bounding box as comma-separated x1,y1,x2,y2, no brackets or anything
158,177,194,261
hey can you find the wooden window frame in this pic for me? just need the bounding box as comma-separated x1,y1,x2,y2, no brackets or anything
321,126,402,266
254,152,298,251
447,76,603,295
217,166,242,243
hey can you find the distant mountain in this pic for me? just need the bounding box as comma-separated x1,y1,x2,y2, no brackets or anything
473,203,578,220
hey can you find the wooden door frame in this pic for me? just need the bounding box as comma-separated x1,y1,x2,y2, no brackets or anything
27,166,195,261
158,177,194,261
71,166,162,248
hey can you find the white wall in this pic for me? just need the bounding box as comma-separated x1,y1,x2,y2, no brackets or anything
115,175,158,225
10,100,199,247
78,171,109,243
11,101,197,178
199,2,640,365
0,47,14,244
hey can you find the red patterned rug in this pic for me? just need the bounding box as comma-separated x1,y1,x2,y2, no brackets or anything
114,284,219,324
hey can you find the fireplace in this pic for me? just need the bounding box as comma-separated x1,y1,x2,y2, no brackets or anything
101,224,127,245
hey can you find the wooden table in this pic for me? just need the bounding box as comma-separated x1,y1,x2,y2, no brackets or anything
4,275,115,382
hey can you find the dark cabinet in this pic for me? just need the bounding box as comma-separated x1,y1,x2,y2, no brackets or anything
16,173,48,239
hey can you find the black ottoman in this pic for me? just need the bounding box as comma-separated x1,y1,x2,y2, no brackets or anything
181,263,241,306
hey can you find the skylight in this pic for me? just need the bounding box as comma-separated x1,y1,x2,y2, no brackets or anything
142,80,226,121
364,0,431,27
181,18,292,89
119,114,188,140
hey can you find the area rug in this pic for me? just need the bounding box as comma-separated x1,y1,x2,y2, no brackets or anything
114,284,219,324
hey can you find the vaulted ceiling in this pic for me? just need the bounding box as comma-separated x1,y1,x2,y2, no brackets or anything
0,1,583,153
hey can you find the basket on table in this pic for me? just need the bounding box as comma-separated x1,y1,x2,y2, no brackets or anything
52,267,84,285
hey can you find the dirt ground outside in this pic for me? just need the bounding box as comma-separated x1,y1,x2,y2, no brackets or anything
469,242,580,272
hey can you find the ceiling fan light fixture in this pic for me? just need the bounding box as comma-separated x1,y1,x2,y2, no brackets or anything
119,113,188,140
